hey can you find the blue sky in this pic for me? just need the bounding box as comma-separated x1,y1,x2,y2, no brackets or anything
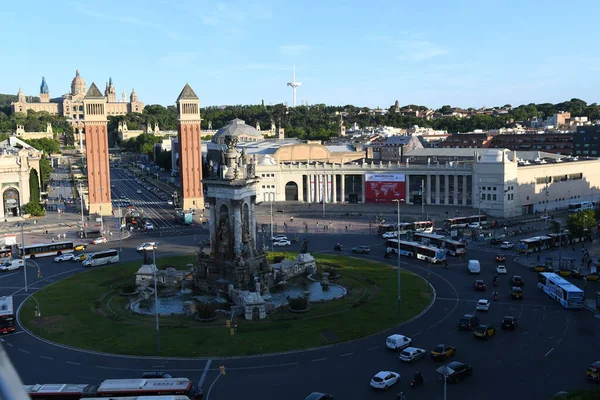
2,0,600,109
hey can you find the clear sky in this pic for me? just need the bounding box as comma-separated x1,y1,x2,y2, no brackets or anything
2,0,600,109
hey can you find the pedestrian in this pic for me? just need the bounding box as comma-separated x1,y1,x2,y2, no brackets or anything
63,233,66,239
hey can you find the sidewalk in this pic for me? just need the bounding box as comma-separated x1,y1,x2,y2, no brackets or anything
514,241,600,313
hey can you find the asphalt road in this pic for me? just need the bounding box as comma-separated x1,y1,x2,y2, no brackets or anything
1,231,599,400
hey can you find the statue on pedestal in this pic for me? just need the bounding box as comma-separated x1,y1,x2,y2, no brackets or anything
300,239,309,254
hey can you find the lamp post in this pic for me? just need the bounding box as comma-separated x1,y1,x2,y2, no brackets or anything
322,176,326,219
152,248,160,353
393,198,405,318
79,183,84,225
270,192,274,252
97,187,104,234
421,179,425,220
118,204,123,253
544,177,549,229
20,223,27,293
477,179,482,229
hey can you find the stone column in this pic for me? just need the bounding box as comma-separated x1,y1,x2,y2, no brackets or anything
435,175,441,205
361,174,366,203
462,175,468,205
453,175,459,205
207,197,217,253
340,174,345,203
332,174,337,203
444,175,450,205
233,201,242,256
405,174,411,204
249,195,257,245
426,174,432,205
308,174,313,203
300,175,305,202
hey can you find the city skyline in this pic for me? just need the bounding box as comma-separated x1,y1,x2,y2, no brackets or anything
3,0,600,109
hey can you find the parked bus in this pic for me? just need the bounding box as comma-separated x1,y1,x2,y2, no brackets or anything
385,239,446,263
378,221,434,236
82,249,119,268
19,241,74,259
517,236,553,253
0,247,12,262
537,272,584,309
443,215,488,229
568,201,595,214
0,296,15,334
24,378,201,400
413,232,466,256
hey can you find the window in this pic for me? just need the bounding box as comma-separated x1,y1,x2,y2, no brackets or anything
487,194,491,201
493,194,497,201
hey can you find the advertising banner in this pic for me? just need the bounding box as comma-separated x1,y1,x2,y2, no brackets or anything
365,174,406,203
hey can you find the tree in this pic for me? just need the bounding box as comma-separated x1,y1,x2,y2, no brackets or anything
29,168,40,202
566,210,596,238
39,158,53,191
24,138,61,154
23,201,45,216
550,220,561,234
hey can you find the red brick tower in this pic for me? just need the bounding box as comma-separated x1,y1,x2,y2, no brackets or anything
176,84,204,211
83,82,112,216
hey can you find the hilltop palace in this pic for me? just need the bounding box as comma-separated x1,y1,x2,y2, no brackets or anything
10,70,144,130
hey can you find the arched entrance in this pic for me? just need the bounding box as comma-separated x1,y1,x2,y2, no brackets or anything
285,181,298,201
3,188,20,217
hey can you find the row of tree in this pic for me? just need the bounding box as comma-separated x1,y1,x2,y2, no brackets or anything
0,109,75,145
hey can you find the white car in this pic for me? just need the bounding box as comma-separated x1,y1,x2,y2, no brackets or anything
0,259,24,271
476,299,490,311
273,240,291,247
496,265,507,274
382,231,398,239
137,242,158,252
92,237,107,244
271,235,288,242
399,347,426,363
468,222,481,229
145,222,154,230
386,334,412,351
54,253,76,262
136,189,142,194
370,371,400,390
500,241,514,249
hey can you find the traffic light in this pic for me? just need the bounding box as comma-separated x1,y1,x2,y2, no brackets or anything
219,365,226,375
226,320,230,328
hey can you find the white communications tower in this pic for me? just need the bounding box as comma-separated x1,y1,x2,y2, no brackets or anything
287,64,301,107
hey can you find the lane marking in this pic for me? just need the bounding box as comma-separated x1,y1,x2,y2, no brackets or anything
0,272,19,280
545,347,554,357
198,360,212,389
312,358,327,362
18,348,30,354
6,343,13,347
40,356,53,360
366,346,379,351
340,352,354,357
66,361,81,365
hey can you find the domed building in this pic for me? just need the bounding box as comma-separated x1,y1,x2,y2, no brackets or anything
212,118,264,145
11,70,144,129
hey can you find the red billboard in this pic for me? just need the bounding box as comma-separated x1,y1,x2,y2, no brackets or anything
365,174,406,203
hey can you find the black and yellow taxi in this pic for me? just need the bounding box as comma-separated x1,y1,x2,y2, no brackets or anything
430,344,456,361
74,244,86,251
495,254,506,262
586,273,600,282
557,269,572,277
530,264,552,272
586,361,600,382
473,324,496,339
501,316,518,330
76,253,88,262
510,286,523,300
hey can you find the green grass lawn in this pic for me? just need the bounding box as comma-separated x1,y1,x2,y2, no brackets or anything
20,252,432,357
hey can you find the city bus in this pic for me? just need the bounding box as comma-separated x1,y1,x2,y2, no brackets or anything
443,215,488,229
24,378,202,400
19,241,75,259
0,296,15,334
517,236,553,253
413,232,466,257
0,247,12,262
385,239,446,263
378,221,434,236
82,249,120,268
537,272,584,309
568,201,596,214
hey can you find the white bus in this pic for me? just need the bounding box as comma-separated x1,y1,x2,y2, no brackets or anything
385,239,446,264
82,249,119,267
568,201,595,214
537,272,584,309
413,232,466,257
20,241,75,259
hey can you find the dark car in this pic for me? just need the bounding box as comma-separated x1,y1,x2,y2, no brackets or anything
510,286,523,300
457,314,480,331
501,316,518,330
141,372,172,379
473,280,487,291
441,361,473,383
351,246,370,254
430,344,456,361
496,254,506,262
305,393,334,400
511,275,524,287
490,238,503,245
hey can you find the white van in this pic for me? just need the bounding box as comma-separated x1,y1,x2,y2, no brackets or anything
0,259,24,272
468,260,481,274
386,334,412,351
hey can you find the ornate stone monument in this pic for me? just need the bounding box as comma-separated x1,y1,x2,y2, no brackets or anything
195,134,271,295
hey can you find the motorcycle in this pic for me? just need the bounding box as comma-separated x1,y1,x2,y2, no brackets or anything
411,375,424,388
384,251,393,259
493,280,498,287
334,244,343,251
493,292,498,301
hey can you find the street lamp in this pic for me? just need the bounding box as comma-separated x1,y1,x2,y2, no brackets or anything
96,187,104,234
20,223,28,292
477,179,483,229
270,191,274,252
79,182,84,226
393,198,405,318
152,248,160,353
